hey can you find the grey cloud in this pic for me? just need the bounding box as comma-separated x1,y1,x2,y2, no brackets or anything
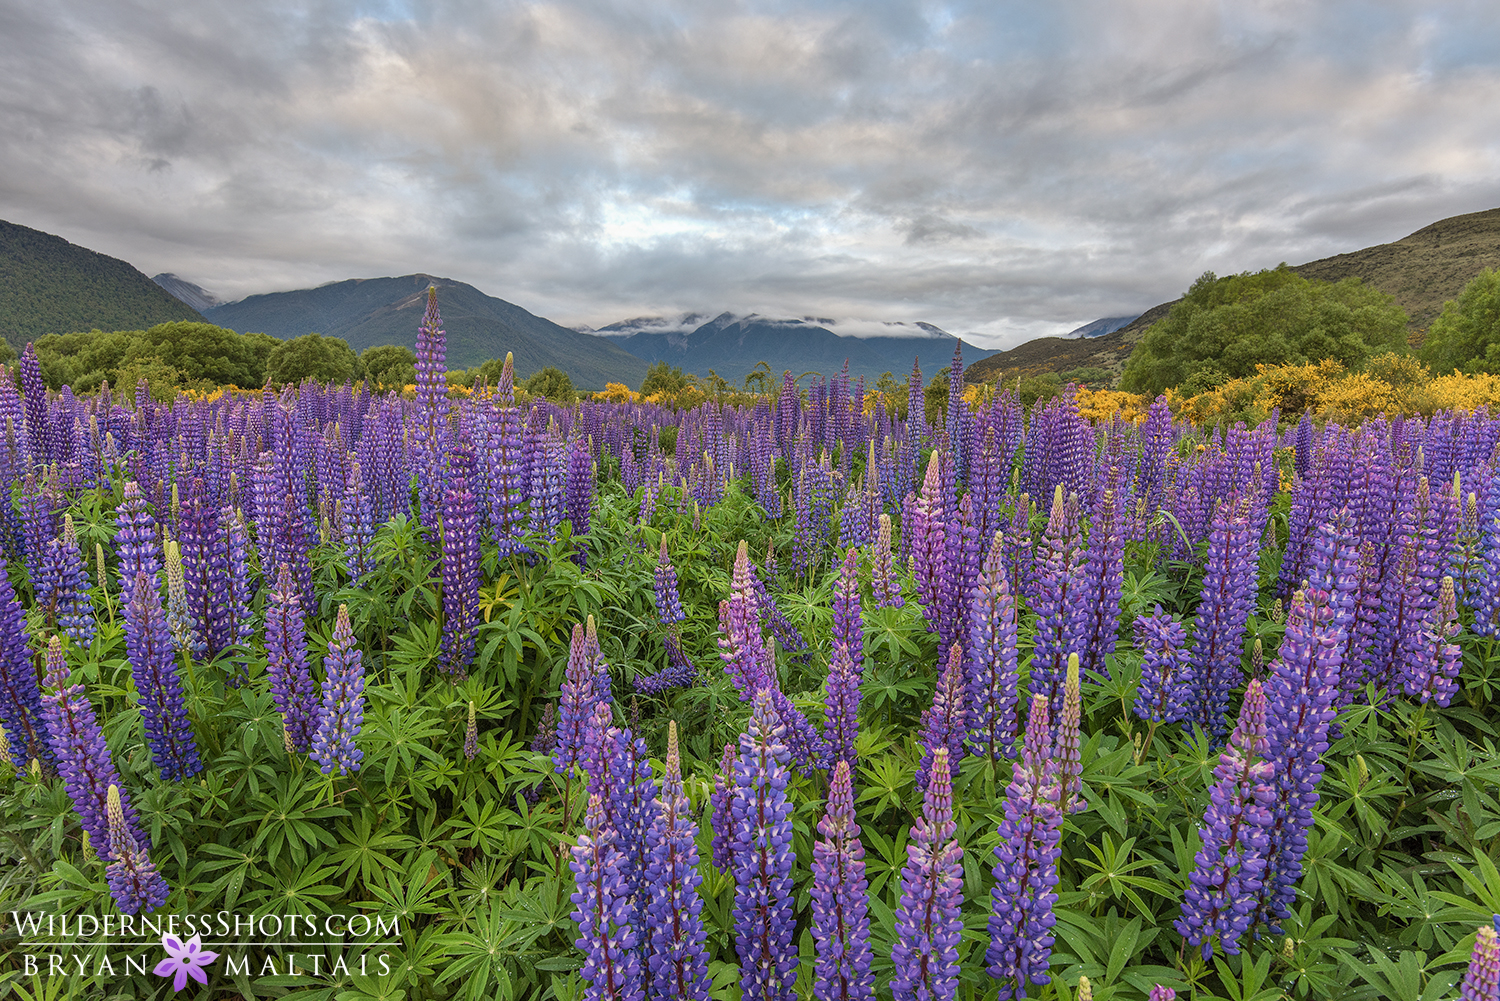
0,0,1496,348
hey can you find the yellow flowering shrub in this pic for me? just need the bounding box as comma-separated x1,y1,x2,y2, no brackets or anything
595,382,639,403
1074,387,1149,422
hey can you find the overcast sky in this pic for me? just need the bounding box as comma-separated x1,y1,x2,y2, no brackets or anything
2,0,1498,348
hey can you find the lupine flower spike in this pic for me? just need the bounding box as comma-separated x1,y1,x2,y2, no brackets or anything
891,746,964,1001
1461,924,1499,1001
104,784,170,916
811,759,873,1001
644,721,711,1000
311,604,366,776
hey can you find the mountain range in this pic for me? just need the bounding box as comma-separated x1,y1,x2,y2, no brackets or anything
966,206,1500,385
151,273,223,314
0,219,202,347
202,275,649,390
593,311,993,384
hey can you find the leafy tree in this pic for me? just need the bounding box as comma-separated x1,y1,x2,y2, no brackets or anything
640,361,690,398
743,361,775,395
266,332,363,385
362,344,417,389
1419,267,1500,374
523,366,576,404
1017,372,1063,408
1058,366,1113,389
1120,265,1408,396
924,376,948,426
873,371,908,418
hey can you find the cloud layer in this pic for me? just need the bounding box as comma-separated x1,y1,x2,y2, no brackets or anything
3,0,1498,348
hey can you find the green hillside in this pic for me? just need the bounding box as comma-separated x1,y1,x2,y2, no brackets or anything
966,206,1500,386
0,220,203,349
205,275,648,390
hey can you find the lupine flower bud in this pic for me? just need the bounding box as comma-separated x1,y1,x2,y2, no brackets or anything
1077,976,1093,1001
104,784,170,916
1148,987,1177,1001
1052,654,1084,815
1462,925,1500,1001
891,746,963,1001
463,701,479,761
871,513,904,609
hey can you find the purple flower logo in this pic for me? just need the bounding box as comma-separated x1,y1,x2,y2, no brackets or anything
153,933,219,991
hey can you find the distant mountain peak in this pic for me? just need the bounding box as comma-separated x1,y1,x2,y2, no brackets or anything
152,273,224,314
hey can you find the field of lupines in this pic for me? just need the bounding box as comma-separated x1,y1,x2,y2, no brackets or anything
3,288,1500,1001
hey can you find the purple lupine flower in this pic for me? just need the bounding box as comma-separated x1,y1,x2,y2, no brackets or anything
37,516,94,648
1075,480,1125,678
263,563,319,752
905,358,927,447
1133,605,1189,724
1176,678,1274,959
1250,588,1341,935
585,721,660,970
1148,987,1177,1001
104,784,170,916
565,433,595,540
40,635,145,853
871,514,904,609
909,451,949,638
653,535,687,626
311,604,365,775
1030,486,1086,705
412,287,450,525
833,548,863,672
125,571,201,781
1003,494,1032,606
0,556,57,768
490,354,530,559
644,721,711,1001
341,459,376,587
987,694,1064,1000
1052,655,1084,815
811,759,873,1001
1184,496,1259,740
19,342,47,463
554,623,603,774
915,644,967,793
967,531,1019,763
718,543,775,697
824,638,861,770
637,535,697,694
440,445,481,679
891,745,963,1001
729,690,798,1001
1461,925,1500,1001
1404,575,1461,707
178,480,226,659
709,741,737,874
115,480,161,584
751,561,810,662
220,506,256,684
570,791,644,1001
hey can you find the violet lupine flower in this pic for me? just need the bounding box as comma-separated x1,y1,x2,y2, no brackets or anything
1133,605,1189,725
1148,987,1177,1001
263,563,319,752
833,548,863,671
1461,925,1500,1001
1175,679,1274,959
1052,655,1084,815
178,481,227,659
891,745,964,1001
115,480,162,584
1030,486,1086,705
967,531,1019,763
586,722,660,960
644,721,711,1001
1404,575,1461,708
729,690,798,1001
37,516,94,648
570,792,644,1001
125,571,201,781
490,355,530,559
824,638,861,770
440,445,481,680
811,759,873,1001
565,433,595,539
718,543,776,697
554,623,604,774
709,741,737,874
105,784,170,916
341,459,375,587
40,635,144,853
412,287,450,525
871,514,904,609
312,604,365,775
987,694,1063,1000
1074,481,1125,678
1250,588,1341,936
637,536,696,694
909,451,949,638
0,557,55,770
915,644,968,793
905,358,928,447
654,535,687,626
1184,496,1258,741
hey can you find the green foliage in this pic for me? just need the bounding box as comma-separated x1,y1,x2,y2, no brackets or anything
32,322,279,392
923,375,948,425
362,343,418,389
1017,371,1064,407
266,332,365,386
1059,366,1114,388
1121,265,1410,396
1420,267,1500,374
640,360,690,398
522,366,577,404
